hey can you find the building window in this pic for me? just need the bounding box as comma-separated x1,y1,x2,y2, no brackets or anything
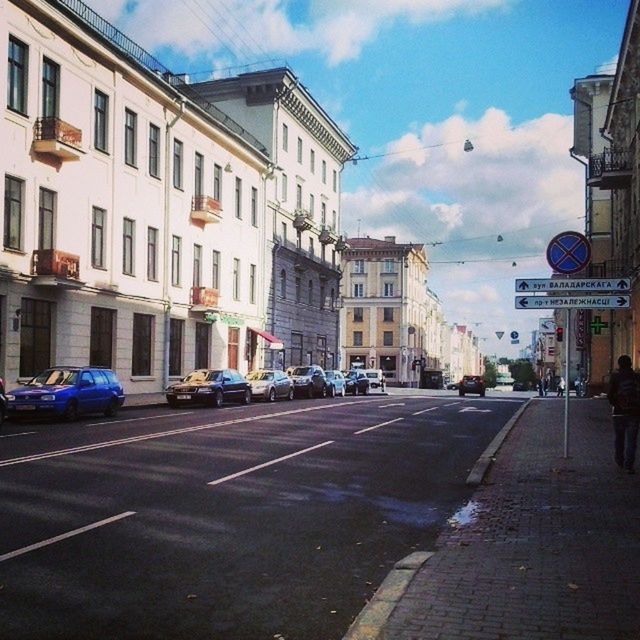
353,331,363,347
4,175,23,250
20,298,52,378
169,318,184,376
320,284,325,309
233,258,240,300
296,184,302,209
353,307,363,322
124,109,137,167
41,57,59,118
213,163,222,201
132,313,153,376
228,327,240,369
235,177,242,218
171,235,181,286
317,334,326,368
251,187,258,227
194,152,203,196
122,218,135,275
332,210,337,231
291,331,303,366
354,283,364,297
383,259,395,273
94,90,108,152
295,276,301,302
297,137,303,163
282,123,288,151
354,259,365,274
7,37,28,115
280,269,286,298
90,307,115,367
173,139,183,189
309,237,314,256
309,194,315,218
322,160,327,184
281,173,288,201
310,149,315,173
330,288,336,310
195,322,210,369
249,263,256,304
193,244,202,288
148,123,160,178
147,227,158,281
38,188,55,250
91,206,106,268
383,307,394,322
332,169,338,192
383,282,394,297
383,331,394,346
321,202,326,225
212,250,220,289
308,279,313,306
281,222,287,243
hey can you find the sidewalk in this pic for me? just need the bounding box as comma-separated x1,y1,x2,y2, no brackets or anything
346,396,640,640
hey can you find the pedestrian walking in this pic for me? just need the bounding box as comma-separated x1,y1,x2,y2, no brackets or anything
537,377,544,397
557,376,566,397
607,354,640,474
543,376,549,397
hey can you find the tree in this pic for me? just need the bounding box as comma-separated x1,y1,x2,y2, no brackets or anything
509,359,536,387
483,358,497,388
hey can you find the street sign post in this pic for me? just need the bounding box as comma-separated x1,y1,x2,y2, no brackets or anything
515,295,630,309
515,277,630,293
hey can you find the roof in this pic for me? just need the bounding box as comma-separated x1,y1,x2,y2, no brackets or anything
346,237,425,252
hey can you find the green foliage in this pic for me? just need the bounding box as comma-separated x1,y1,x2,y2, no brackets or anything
509,359,537,386
483,357,497,388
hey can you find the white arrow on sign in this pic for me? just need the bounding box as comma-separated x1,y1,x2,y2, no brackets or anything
515,277,630,293
459,407,492,413
515,295,630,310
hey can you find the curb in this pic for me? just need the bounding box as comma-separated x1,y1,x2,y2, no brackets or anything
465,397,533,486
342,551,434,640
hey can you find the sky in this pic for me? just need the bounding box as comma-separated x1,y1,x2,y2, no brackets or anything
85,0,629,358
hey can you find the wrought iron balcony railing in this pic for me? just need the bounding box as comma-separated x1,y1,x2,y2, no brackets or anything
588,147,631,189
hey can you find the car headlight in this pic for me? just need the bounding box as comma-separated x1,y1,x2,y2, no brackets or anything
198,387,214,393
40,394,56,401
6,394,15,401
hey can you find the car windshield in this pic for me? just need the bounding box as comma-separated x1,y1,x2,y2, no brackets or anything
183,370,222,383
366,373,378,379
247,371,273,381
325,371,335,379
292,367,312,376
28,369,79,386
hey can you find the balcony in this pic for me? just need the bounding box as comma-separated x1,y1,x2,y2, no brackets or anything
335,236,350,252
31,249,82,287
293,210,313,231
319,226,339,245
588,147,631,189
190,196,222,224
33,118,83,161
190,286,220,310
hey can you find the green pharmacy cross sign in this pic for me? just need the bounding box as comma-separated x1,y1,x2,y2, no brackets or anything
590,316,609,335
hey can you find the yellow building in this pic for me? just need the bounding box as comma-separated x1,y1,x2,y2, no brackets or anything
340,236,429,386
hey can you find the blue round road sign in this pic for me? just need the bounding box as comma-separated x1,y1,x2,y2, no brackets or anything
510,331,519,340
546,231,591,275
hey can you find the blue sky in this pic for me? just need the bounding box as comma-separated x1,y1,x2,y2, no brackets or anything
87,0,629,358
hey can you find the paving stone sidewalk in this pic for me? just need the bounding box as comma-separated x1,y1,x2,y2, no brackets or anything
381,397,640,640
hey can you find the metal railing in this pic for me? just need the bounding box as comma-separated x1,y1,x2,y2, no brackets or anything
588,147,632,180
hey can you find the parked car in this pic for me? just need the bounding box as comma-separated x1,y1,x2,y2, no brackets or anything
446,382,459,390
246,369,294,402
289,365,328,398
325,370,347,397
344,370,370,396
6,366,125,421
0,376,7,428
459,375,486,397
363,369,385,391
512,381,528,392
166,369,251,408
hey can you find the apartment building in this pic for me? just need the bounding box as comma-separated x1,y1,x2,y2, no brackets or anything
2,0,272,392
186,69,357,371
340,236,429,386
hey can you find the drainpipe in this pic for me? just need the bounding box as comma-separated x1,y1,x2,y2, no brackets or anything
162,98,186,390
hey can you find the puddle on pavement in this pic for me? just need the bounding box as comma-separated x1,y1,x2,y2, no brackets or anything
447,500,480,528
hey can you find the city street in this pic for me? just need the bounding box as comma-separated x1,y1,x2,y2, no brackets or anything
0,392,527,640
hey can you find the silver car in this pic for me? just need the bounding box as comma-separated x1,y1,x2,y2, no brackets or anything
246,369,294,402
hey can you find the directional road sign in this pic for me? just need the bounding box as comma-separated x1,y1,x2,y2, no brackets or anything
516,277,630,293
515,295,630,310
510,331,519,339
546,231,591,274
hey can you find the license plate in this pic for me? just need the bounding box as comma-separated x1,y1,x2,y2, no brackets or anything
177,394,191,400
16,405,36,411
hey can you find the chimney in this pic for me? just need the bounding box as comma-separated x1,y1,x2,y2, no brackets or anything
384,235,396,244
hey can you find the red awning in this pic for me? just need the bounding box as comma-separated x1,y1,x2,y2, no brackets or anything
249,327,284,349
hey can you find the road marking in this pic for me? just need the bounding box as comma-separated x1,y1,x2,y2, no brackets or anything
86,411,196,427
379,403,405,408
459,407,492,413
0,511,136,563
443,402,461,407
208,440,334,486
354,417,404,435
0,431,37,438
412,407,439,415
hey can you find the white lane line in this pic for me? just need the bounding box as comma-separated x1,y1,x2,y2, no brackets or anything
354,417,404,435
0,511,136,563
207,440,334,486
412,407,439,415
379,403,405,408
0,431,37,438
443,402,461,407
86,411,195,427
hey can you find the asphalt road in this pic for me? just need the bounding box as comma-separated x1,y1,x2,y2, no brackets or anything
0,392,527,640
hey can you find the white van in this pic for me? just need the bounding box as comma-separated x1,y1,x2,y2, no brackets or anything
363,369,385,390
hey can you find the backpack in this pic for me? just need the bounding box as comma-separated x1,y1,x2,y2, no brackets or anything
615,371,640,415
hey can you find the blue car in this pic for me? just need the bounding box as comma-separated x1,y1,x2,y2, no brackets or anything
6,367,125,421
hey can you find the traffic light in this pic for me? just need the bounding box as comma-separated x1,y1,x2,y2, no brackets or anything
556,327,564,342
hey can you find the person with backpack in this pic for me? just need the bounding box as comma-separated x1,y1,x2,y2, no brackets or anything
607,354,640,474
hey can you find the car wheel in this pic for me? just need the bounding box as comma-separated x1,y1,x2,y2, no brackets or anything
341,386,346,397
320,384,327,398
243,389,252,405
354,385,359,396
268,388,276,403
167,398,178,408
287,387,294,401
213,390,224,408
64,400,79,422
104,398,119,417
328,384,335,398
363,385,369,396
307,385,314,399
